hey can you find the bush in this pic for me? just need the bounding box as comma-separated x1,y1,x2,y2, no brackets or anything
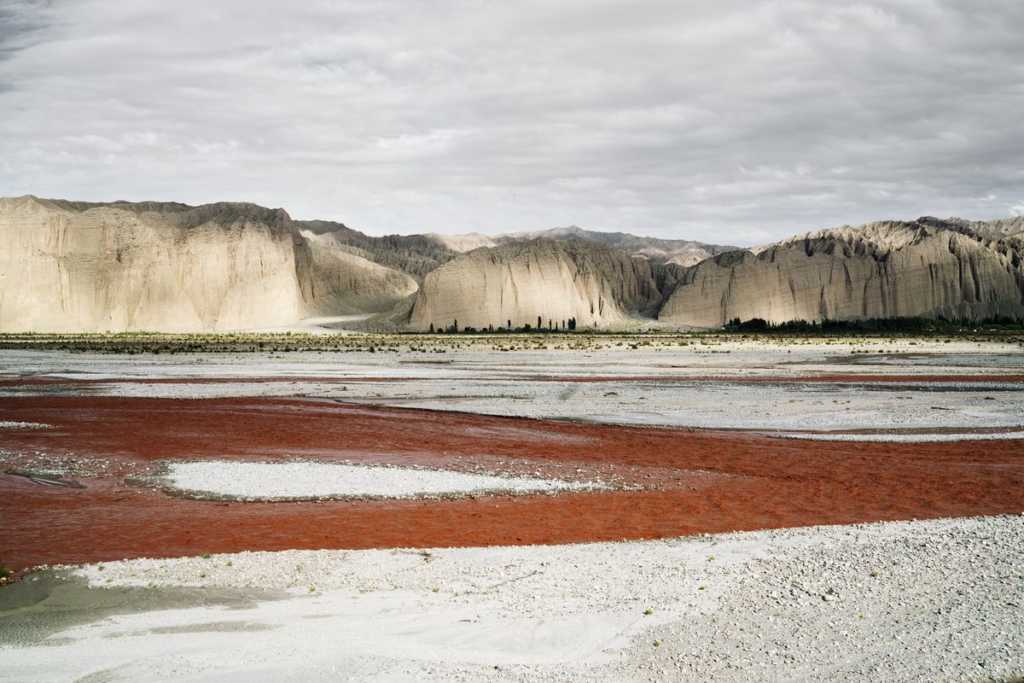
723,315,1024,334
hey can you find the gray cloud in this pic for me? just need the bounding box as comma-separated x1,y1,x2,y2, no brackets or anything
1,0,1022,243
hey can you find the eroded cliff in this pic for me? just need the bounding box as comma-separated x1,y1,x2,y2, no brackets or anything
659,218,1024,327
410,239,664,330
0,196,416,332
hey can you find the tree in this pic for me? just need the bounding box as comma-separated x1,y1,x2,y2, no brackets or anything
429,322,434,333
537,315,542,330
507,319,512,330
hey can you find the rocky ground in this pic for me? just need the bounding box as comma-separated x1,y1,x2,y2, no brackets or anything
2,515,1022,681
2,337,1023,433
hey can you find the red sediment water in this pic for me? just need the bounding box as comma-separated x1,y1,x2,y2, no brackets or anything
1,395,1023,572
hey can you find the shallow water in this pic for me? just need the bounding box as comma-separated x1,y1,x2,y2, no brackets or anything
0,571,281,647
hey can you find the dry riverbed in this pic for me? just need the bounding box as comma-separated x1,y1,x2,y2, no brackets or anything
2,515,1022,681
2,336,1022,680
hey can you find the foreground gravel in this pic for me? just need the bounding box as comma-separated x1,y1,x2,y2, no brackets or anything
3,515,1020,681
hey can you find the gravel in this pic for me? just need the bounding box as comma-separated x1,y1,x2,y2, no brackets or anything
158,460,606,501
3,341,1020,436
0,421,50,430
5,515,1021,681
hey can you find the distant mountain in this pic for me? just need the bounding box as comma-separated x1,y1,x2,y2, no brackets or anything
426,225,738,267
299,220,458,281
499,226,739,267
424,232,498,253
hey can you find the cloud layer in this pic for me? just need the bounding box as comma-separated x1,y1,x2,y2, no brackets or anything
1,0,1022,243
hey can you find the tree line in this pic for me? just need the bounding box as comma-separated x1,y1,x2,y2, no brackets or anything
428,317,579,334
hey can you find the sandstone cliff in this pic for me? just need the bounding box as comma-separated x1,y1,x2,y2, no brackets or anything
296,231,418,315
425,232,498,253
300,219,458,281
6,194,1022,333
0,196,416,332
410,239,664,330
659,218,1024,327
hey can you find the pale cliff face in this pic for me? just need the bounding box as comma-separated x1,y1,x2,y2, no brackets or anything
296,231,418,315
409,239,663,330
0,197,417,332
4,195,1022,333
659,220,1024,327
425,232,498,253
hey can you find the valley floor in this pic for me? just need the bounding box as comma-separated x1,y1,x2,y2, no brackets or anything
1,336,1022,681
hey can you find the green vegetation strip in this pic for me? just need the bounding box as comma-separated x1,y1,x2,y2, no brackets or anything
0,323,1021,355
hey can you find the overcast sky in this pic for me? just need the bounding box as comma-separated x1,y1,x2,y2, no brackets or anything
1,1,1022,244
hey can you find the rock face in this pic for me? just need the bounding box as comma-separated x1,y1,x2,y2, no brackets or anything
0,196,416,332
410,239,664,330
300,219,458,281
660,218,1024,327
296,231,418,316
425,232,498,253
5,194,1022,333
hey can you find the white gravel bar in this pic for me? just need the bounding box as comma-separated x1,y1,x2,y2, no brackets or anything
0,421,50,430
161,461,602,500
3,515,1022,681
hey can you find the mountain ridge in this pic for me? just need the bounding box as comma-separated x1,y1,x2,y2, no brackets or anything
2,195,1021,332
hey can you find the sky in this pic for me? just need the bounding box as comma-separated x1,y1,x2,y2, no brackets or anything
1,1,1022,244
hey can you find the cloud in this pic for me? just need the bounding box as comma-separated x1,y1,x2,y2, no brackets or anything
1,0,1022,244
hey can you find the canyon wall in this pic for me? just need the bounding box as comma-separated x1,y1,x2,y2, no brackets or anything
659,219,1024,326
5,195,1022,333
0,196,415,332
